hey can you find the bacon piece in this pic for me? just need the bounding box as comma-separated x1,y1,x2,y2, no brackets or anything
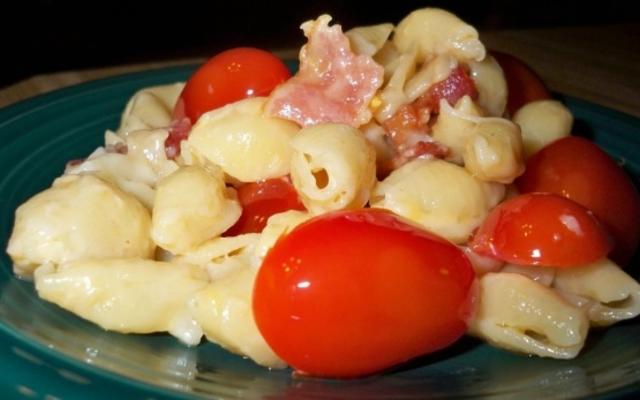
381,104,423,150
381,104,449,170
390,140,450,171
164,117,192,159
414,66,478,113
105,142,128,155
403,140,449,160
265,15,384,127
379,66,478,169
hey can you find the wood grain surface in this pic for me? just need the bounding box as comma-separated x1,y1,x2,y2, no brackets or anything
1,25,638,117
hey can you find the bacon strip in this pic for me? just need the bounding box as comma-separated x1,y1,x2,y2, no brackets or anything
381,103,449,170
379,65,480,169
414,66,478,113
164,117,192,159
265,15,384,128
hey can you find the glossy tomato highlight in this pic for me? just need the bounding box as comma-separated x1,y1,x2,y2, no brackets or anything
470,193,613,267
165,48,290,158
253,209,476,378
178,47,291,123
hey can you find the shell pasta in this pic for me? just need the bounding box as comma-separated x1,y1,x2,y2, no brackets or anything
7,175,155,277
393,8,485,62
117,83,184,137
151,165,241,254
554,258,640,326
34,259,208,344
469,272,589,359
290,123,376,214
371,159,504,243
187,97,299,183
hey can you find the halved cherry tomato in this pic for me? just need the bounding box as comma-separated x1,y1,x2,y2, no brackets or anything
253,208,476,378
414,65,479,112
178,47,291,123
224,177,305,236
470,193,613,267
490,50,551,115
516,136,640,266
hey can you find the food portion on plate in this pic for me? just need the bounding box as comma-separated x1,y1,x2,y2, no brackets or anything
5,7,640,378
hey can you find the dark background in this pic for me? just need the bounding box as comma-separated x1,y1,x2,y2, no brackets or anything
2,0,639,89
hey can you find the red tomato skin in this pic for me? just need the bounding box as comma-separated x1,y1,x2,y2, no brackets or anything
490,50,551,115
470,193,613,267
516,136,640,266
179,47,291,123
253,209,476,378
224,178,305,236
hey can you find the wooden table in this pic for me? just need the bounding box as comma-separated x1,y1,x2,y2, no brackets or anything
1,25,638,118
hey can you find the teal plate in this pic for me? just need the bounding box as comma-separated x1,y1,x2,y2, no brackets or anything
1,65,640,400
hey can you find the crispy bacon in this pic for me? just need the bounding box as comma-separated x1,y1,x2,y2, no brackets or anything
265,15,384,127
379,65,479,169
381,103,449,170
381,104,423,150
403,141,449,160
164,117,192,159
414,66,478,113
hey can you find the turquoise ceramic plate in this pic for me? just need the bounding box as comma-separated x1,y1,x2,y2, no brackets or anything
1,65,640,400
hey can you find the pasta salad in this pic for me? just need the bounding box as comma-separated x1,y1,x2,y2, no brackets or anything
6,7,640,378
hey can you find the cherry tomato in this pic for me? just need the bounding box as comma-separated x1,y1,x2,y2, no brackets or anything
470,193,613,267
178,47,291,123
516,136,640,266
414,66,479,112
490,50,551,115
253,209,476,378
224,177,305,236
